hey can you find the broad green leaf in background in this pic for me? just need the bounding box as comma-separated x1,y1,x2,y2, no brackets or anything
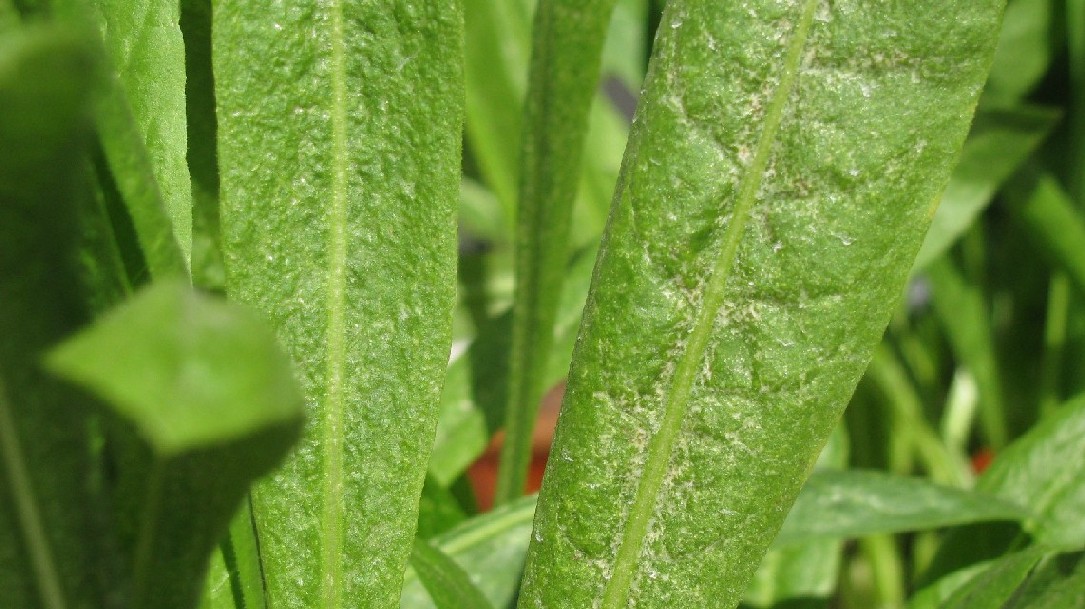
913,105,1058,271
409,539,496,609
214,4,465,609
976,395,1085,550
0,26,103,609
772,470,1027,548
92,0,193,262
402,495,537,609
518,1,1007,607
45,281,304,609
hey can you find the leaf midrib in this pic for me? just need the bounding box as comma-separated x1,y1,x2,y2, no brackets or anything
598,3,819,607
321,0,350,606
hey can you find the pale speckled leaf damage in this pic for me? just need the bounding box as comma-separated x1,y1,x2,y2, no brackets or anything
518,1,1005,608
213,2,463,608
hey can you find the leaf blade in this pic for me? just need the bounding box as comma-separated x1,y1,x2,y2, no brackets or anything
214,3,465,607
518,1,1007,607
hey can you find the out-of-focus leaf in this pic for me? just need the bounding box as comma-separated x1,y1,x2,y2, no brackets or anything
977,396,1085,550
914,105,1059,271
1004,550,1085,609
985,0,1054,102
519,1,1006,607
409,539,496,609
402,496,537,609
773,470,1027,548
1012,172,1085,295
0,26,103,609
939,547,1045,609
744,429,848,607
214,4,464,608
199,548,236,609
45,281,303,609
927,258,1007,449
417,475,468,540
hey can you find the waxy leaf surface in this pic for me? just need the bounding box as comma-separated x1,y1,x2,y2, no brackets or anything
518,1,1006,607
214,3,464,608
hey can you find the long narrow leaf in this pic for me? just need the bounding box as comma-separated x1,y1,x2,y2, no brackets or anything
214,4,464,608
496,0,621,504
518,2,1007,607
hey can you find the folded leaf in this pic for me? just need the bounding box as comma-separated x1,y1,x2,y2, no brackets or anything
518,1,1007,607
1003,550,1085,609
45,281,303,609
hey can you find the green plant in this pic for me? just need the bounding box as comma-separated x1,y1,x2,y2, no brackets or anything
2,0,1084,609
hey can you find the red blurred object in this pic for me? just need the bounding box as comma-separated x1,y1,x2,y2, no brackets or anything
971,447,995,474
467,382,564,511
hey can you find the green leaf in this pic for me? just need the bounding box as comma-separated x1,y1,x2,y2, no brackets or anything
463,0,531,220
409,539,496,609
495,0,620,506
927,258,1007,449
977,395,1085,550
200,548,236,609
417,475,468,540
48,0,189,281
1003,550,1085,609
773,470,1028,548
518,1,1006,607
913,105,1058,271
45,281,304,609
92,0,193,261
985,0,1054,102
939,547,1045,609
1012,172,1085,296
0,25,104,609
213,4,464,608
402,495,537,609
180,0,225,292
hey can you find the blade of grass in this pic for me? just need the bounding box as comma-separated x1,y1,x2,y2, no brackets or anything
518,1,1007,607
495,0,621,505
0,26,105,609
214,4,464,608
